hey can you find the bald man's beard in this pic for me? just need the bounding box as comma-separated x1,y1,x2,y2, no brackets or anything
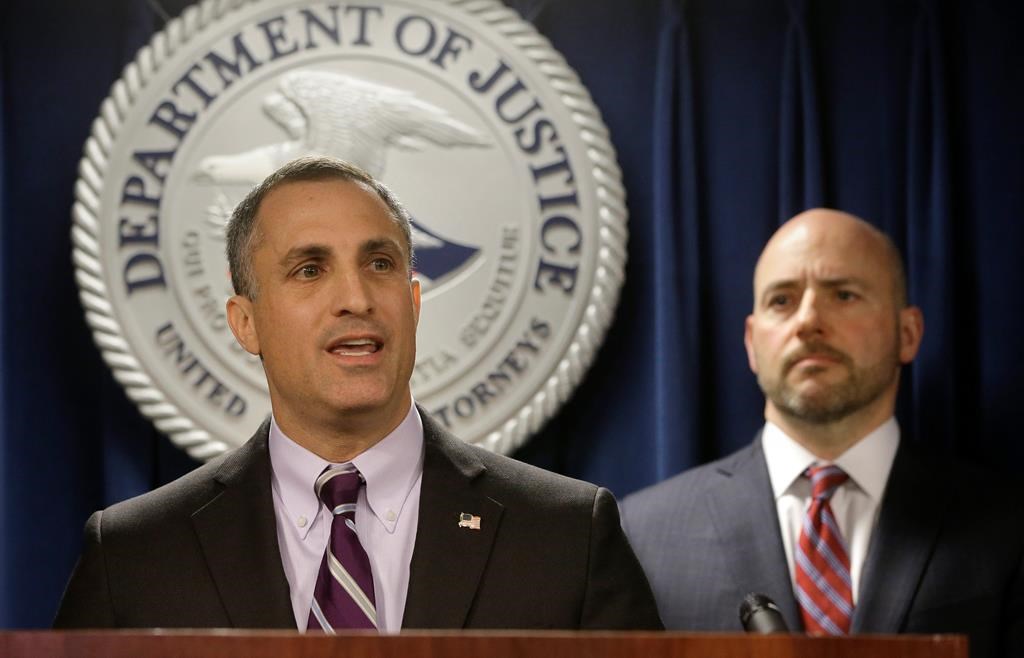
757,342,901,425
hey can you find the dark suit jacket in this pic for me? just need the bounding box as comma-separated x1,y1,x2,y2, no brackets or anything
621,434,1024,658
55,413,662,630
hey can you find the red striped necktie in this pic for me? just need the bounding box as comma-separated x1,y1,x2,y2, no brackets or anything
795,464,854,635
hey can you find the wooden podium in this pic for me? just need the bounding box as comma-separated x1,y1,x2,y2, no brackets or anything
0,631,967,657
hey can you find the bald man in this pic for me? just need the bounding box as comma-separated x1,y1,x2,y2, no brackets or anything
621,209,1024,657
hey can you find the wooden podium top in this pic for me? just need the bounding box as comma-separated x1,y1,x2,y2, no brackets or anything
0,630,967,658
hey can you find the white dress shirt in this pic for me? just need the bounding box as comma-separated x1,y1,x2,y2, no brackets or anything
762,418,899,602
268,403,424,633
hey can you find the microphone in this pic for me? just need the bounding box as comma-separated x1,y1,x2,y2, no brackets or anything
739,593,789,633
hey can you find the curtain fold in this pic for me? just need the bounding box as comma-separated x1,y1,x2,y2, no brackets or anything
904,0,956,451
0,0,160,628
777,0,825,220
0,27,9,627
650,0,704,479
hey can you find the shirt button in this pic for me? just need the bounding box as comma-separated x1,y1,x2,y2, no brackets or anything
297,516,308,528
386,510,397,522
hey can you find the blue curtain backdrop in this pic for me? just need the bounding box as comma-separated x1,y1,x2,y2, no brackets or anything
2,0,1022,628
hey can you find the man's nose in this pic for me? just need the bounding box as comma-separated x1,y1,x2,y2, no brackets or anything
331,270,373,316
794,290,825,339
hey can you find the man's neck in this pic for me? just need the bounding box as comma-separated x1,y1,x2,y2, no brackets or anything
273,398,412,463
766,403,893,461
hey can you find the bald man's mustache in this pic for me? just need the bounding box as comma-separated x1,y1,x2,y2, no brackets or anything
782,342,851,373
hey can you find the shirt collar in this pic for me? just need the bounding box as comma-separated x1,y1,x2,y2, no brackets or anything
269,402,425,539
762,417,900,502
350,403,424,534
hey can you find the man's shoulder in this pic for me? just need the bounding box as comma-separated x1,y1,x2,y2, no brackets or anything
97,453,227,531
895,442,1024,522
421,412,602,511
98,426,268,532
442,430,601,503
622,440,762,515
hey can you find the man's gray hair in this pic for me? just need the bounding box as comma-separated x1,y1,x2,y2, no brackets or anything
225,156,413,298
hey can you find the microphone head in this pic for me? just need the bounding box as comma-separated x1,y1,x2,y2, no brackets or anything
739,593,789,633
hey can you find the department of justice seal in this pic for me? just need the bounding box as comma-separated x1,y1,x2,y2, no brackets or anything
72,0,628,459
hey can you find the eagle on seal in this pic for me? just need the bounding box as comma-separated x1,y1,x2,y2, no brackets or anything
195,70,488,288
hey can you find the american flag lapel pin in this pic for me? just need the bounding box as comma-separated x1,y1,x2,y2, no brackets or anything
458,512,481,530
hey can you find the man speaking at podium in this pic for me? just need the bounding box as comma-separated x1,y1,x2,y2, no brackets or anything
55,157,661,632
622,209,1023,657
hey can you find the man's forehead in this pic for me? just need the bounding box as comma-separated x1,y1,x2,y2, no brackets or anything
754,231,889,292
758,250,874,280
258,184,398,234
276,234,405,260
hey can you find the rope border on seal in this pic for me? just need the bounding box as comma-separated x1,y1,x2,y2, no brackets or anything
71,0,628,460
73,0,246,461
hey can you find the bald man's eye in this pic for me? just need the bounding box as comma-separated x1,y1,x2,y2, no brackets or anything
767,293,791,308
836,289,858,301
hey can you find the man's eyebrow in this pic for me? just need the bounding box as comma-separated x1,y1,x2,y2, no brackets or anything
762,279,798,292
759,280,799,299
361,237,405,256
817,277,868,289
279,244,331,268
759,277,868,300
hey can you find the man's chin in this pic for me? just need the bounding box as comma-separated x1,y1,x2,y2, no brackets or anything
326,395,391,416
769,387,849,425
324,384,409,417
786,367,847,388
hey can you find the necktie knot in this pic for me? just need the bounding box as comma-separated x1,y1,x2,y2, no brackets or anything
315,464,362,512
805,464,848,502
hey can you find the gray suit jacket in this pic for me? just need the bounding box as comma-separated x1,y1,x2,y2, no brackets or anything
55,412,662,630
621,434,1024,658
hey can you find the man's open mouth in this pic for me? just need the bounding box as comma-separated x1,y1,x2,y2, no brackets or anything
328,338,382,357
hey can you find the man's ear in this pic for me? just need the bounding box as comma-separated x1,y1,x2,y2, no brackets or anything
411,278,421,327
226,294,261,356
898,305,924,364
744,314,759,374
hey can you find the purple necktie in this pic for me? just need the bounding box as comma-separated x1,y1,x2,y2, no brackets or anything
307,464,377,631
795,464,854,635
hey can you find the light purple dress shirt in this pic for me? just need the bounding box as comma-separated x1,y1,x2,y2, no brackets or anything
268,403,424,633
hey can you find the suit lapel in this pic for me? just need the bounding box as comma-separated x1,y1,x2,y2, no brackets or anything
191,422,296,628
402,413,503,628
706,437,802,629
853,442,947,633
